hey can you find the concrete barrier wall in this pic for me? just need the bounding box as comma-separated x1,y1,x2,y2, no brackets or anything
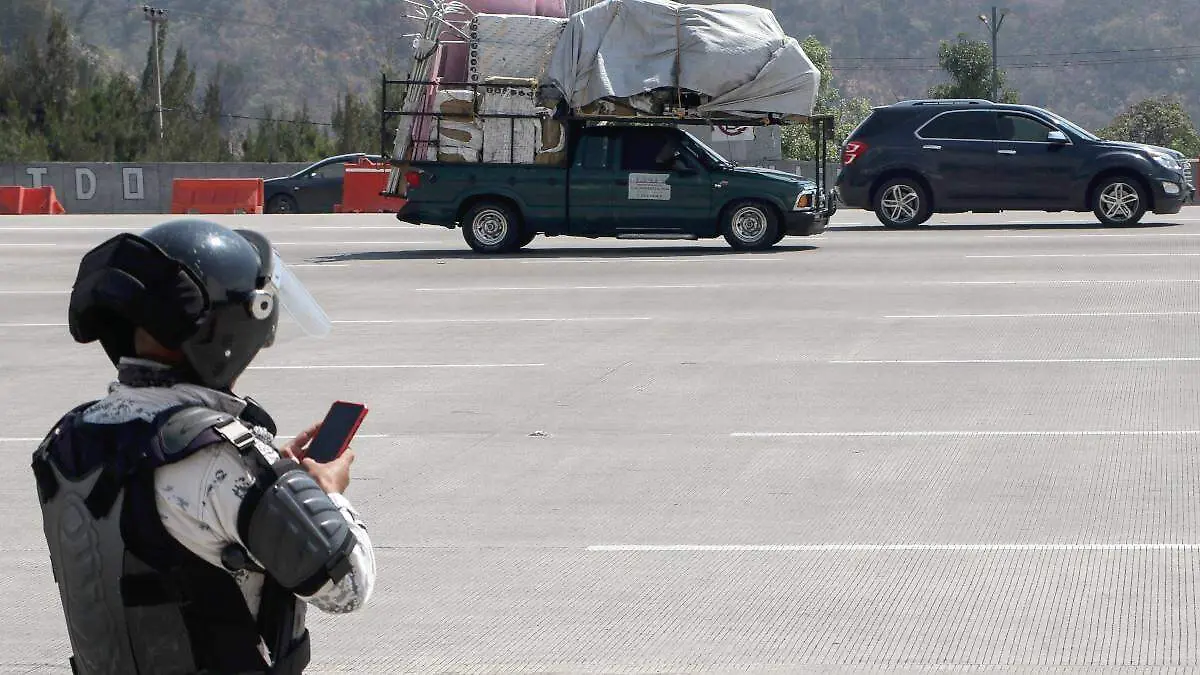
0,162,310,214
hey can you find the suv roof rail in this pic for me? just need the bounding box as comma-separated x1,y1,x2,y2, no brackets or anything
894,98,995,106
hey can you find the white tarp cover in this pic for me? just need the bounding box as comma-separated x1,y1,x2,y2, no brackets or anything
548,0,820,117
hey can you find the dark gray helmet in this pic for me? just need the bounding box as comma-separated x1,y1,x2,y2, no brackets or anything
68,219,328,391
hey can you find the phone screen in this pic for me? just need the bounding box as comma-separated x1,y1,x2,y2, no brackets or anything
305,401,368,463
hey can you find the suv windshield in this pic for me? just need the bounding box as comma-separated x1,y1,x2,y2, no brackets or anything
1037,109,1100,141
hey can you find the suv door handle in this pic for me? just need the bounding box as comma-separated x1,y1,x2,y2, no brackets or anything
922,144,942,151
997,149,1017,155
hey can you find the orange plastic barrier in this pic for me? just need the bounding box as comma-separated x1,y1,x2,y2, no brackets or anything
0,186,66,215
171,178,264,215
335,158,406,213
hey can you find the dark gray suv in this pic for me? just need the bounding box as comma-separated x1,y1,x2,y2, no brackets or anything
835,99,1194,228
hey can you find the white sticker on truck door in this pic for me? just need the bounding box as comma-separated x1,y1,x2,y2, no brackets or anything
628,173,671,201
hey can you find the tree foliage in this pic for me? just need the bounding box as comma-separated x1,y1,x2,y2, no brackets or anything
0,8,382,163
927,34,1018,103
782,36,874,162
1098,96,1200,157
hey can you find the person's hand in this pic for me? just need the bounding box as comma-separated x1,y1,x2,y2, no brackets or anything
302,449,355,495
280,422,322,462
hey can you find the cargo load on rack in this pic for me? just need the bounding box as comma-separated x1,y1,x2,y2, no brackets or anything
546,0,820,119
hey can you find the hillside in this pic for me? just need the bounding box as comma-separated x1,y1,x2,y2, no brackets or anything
7,0,1200,134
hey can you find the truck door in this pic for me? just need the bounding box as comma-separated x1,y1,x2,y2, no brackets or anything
567,132,618,236
613,128,712,235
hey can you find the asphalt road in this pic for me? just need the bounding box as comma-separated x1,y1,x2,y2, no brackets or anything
5,206,1200,673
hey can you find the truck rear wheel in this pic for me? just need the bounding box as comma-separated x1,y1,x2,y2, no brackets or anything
462,201,523,253
722,200,780,251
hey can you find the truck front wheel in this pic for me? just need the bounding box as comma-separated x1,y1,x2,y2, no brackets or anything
722,200,780,251
462,201,523,253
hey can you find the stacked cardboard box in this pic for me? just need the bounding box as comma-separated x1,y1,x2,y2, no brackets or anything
427,90,483,163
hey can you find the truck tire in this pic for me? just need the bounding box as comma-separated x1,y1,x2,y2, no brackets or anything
1092,175,1147,226
461,201,523,253
722,200,780,251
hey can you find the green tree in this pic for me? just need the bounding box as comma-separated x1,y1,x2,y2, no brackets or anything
242,104,332,162
927,33,1018,103
331,90,376,155
1098,96,1200,157
782,36,874,162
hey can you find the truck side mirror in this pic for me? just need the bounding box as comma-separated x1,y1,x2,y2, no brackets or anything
1047,130,1069,144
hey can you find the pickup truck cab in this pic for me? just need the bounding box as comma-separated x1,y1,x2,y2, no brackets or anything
395,123,833,253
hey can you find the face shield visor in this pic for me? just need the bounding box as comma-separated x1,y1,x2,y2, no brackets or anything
235,229,332,344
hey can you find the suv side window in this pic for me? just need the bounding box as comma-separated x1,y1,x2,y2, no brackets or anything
997,113,1057,143
916,111,998,141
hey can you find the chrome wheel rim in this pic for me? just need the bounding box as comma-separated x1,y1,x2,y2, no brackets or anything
1100,182,1139,222
472,209,509,246
732,206,768,243
881,184,920,223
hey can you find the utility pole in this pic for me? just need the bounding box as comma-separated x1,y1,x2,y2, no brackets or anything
978,6,1008,102
143,5,168,140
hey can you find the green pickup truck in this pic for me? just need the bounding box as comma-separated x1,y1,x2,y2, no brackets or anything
392,122,835,253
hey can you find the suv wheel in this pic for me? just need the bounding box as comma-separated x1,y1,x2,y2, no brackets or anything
462,201,523,253
874,178,930,229
1093,176,1147,226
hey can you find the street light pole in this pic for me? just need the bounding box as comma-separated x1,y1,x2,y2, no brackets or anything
978,6,1008,102
143,5,169,141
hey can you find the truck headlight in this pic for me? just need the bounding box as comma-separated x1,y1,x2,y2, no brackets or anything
793,191,815,210
1163,181,1181,195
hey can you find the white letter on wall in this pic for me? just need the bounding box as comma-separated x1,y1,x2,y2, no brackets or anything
75,168,97,200
123,168,145,200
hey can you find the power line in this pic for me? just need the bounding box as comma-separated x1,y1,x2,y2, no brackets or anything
834,53,1200,72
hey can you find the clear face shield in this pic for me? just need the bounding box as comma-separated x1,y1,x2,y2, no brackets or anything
235,229,332,345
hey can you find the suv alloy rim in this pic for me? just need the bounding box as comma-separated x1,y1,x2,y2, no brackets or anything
473,209,509,246
1099,182,1139,222
732,206,768,243
881,184,920,224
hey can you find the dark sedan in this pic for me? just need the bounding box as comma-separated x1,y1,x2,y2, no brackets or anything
263,153,383,214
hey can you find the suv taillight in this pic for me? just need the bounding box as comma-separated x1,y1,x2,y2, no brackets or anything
842,141,868,166
404,171,421,189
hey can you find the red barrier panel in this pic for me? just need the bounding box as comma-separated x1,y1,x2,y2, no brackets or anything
0,186,66,215
171,178,264,215
335,159,406,213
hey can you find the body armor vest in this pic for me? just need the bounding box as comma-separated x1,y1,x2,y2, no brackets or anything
31,401,310,675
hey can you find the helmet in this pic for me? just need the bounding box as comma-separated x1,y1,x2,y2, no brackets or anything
68,219,330,391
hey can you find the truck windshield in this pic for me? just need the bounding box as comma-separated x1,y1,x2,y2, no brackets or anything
680,131,736,169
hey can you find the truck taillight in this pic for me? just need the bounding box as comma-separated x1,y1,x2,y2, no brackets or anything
404,171,421,188
842,141,868,166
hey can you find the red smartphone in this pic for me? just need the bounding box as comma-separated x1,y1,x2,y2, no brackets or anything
304,401,368,463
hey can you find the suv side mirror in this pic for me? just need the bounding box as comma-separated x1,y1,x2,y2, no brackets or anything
1047,130,1069,144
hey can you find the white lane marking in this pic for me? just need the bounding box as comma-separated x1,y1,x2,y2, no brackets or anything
275,433,390,441
272,241,427,246
732,430,1200,438
0,438,42,443
987,232,1200,239
886,311,1200,319
0,290,67,294
0,243,60,247
588,543,1200,552
831,358,1200,364
307,225,424,230
967,253,1200,259
332,317,651,324
415,284,724,292
517,256,787,264
0,322,67,327
944,279,1200,285
291,263,349,268
247,363,544,370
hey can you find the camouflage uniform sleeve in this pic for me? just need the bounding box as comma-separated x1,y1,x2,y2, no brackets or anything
296,491,377,614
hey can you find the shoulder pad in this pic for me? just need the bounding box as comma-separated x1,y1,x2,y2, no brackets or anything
154,406,238,459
